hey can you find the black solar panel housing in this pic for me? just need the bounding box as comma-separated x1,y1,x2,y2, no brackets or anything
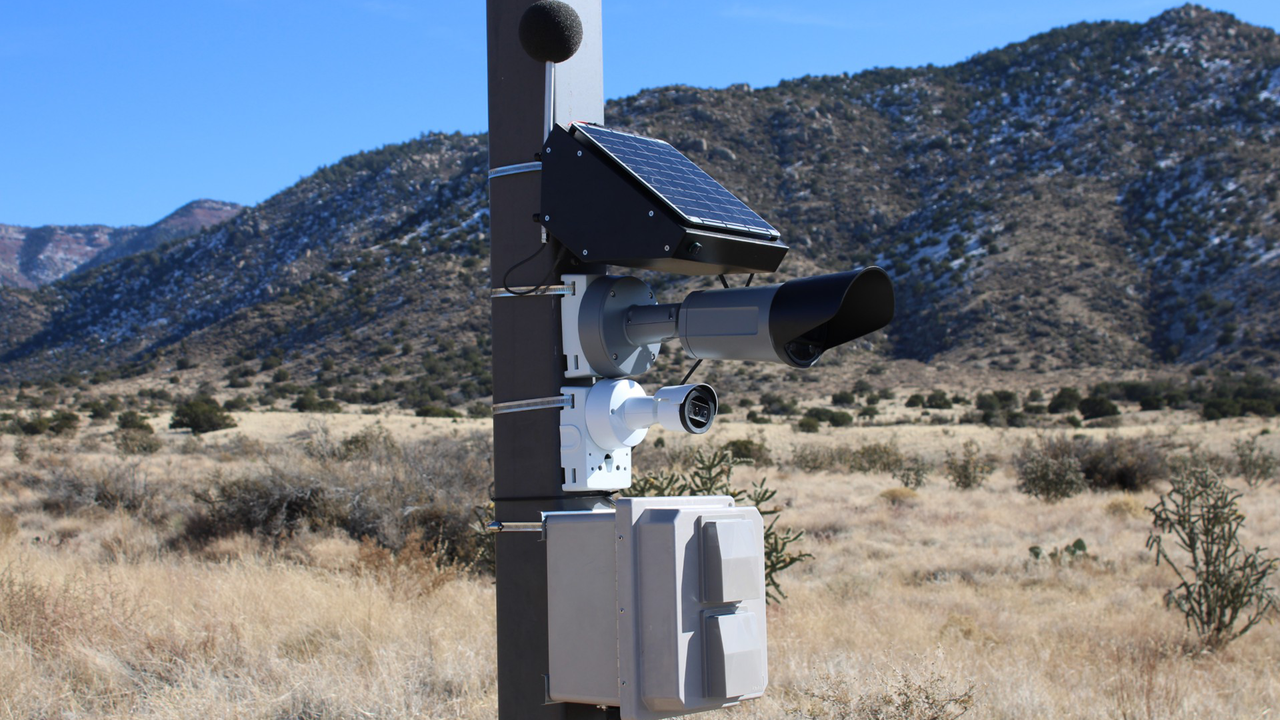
539,123,788,275
573,124,779,240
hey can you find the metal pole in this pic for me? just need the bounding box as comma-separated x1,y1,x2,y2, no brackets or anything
486,2,614,718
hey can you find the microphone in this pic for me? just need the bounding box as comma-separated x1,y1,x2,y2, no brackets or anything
519,0,583,63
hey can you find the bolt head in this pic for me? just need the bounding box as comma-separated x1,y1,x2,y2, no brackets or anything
577,150,582,156
648,210,654,217
582,250,588,256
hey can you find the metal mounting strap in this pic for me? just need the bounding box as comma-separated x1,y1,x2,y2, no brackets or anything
490,284,574,299
488,161,543,180
491,394,573,416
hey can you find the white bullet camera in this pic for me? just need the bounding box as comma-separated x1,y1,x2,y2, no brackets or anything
560,381,718,492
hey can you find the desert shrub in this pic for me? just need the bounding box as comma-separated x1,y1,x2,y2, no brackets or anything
905,393,925,408
1014,436,1087,502
1078,396,1120,420
1234,436,1277,488
39,460,155,517
1147,457,1279,649
924,390,952,410
293,390,340,413
832,391,856,406
944,440,995,490
182,428,491,562
115,429,163,456
185,473,333,545
849,441,905,474
760,392,798,416
828,411,854,427
354,530,465,600
893,454,931,489
1077,436,1168,491
796,417,821,433
721,438,772,466
859,406,880,420
415,404,461,418
1048,387,1082,414
170,396,237,435
792,444,844,473
626,449,809,602
116,411,153,434
798,660,974,719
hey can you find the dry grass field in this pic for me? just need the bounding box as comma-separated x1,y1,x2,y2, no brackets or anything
0,408,1277,719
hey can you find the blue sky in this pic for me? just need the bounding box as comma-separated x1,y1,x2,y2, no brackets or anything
2,1,1277,228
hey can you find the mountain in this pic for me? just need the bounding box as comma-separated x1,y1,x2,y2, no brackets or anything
1,5,1277,402
0,200,242,289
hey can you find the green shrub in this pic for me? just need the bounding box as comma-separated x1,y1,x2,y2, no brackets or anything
415,405,462,418
170,397,237,435
796,417,821,433
49,410,81,436
1078,436,1167,491
115,429,163,456
850,441,905,474
828,411,854,427
1048,387,1081,414
905,394,925,408
116,411,153,434
924,390,952,410
832,391,856,406
293,390,341,413
1079,396,1120,420
893,454,931,489
721,438,772,466
1147,457,1279,649
1014,436,1087,502
944,440,995,490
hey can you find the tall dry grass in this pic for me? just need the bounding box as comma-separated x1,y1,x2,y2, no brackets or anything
0,414,1276,718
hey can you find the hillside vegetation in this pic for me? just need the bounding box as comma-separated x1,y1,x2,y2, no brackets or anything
0,5,1277,408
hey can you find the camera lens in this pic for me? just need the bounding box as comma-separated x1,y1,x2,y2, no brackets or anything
680,385,717,434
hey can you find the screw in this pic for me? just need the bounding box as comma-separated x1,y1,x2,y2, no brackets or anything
577,150,582,157
582,250,588,256
543,215,550,222
545,147,551,153
650,352,656,360
663,245,670,251
648,211,654,217
648,292,653,298
610,290,616,297
618,535,623,540
612,353,618,360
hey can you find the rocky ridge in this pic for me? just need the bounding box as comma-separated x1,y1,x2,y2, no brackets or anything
0,5,1277,404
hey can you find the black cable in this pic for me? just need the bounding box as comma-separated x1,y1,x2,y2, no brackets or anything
679,272,754,385
680,359,703,386
502,242,565,296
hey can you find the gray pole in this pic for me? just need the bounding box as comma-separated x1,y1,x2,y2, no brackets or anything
485,2,614,718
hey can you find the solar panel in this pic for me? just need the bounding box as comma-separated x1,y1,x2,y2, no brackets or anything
573,124,779,239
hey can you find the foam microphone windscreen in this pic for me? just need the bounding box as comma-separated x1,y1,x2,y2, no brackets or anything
519,0,583,64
